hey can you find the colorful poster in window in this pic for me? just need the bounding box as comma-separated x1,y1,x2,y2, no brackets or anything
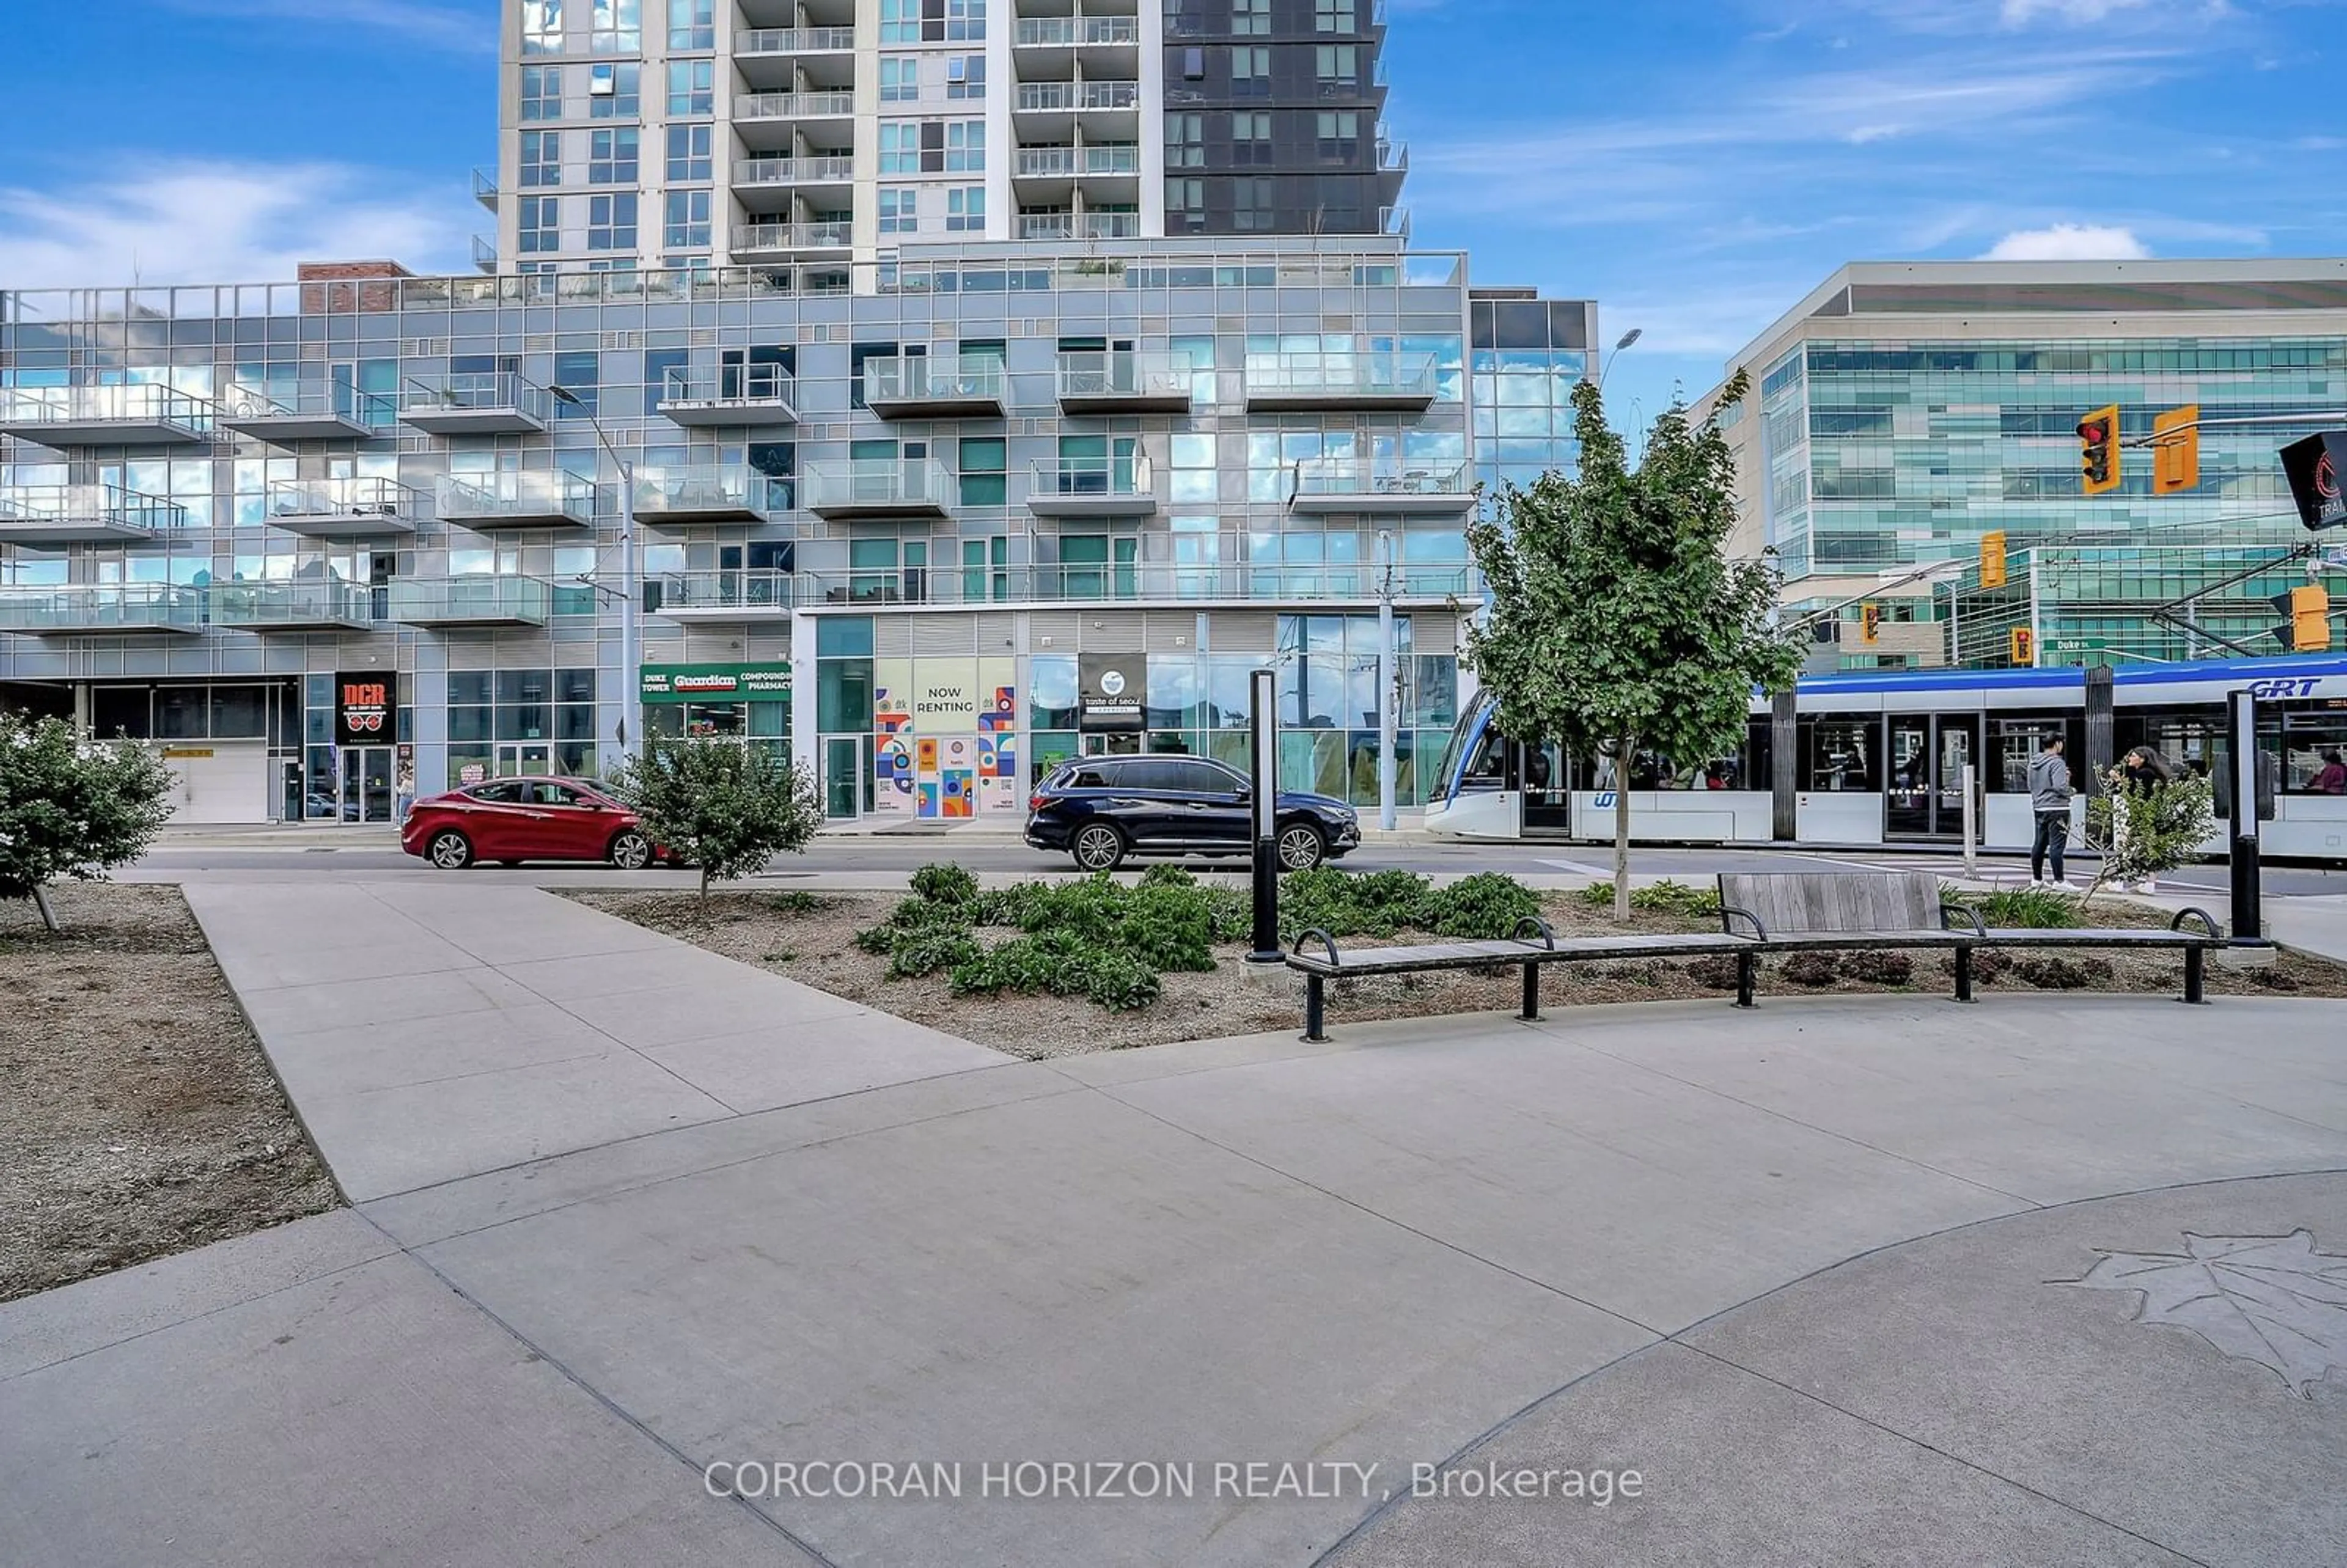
872,659,916,814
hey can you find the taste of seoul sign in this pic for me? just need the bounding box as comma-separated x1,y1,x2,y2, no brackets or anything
637,663,793,703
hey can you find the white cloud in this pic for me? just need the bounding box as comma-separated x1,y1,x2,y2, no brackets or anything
1981,222,2151,259
2000,0,2152,21
0,164,476,291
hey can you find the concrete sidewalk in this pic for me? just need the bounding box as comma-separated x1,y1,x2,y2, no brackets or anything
7,885,2347,1566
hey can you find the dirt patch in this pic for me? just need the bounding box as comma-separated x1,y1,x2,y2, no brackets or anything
0,884,340,1304
569,885,2347,1061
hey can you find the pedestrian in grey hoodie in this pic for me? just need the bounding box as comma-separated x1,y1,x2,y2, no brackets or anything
2027,735,2074,888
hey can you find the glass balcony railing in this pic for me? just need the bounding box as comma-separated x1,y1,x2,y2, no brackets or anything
1017,211,1139,240
738,25,854,52
1014,15,1140,45
1291,460,1472,502
399,372,550,431
0,483,185,540
434,471,596,527
0,383,214,442
1029,455,1155,505
631,465,792,518
788,552,1477,608
472,167,498,207
1055,350,1194,408
737,89,856,119
657,362,799,421
735,220,853,252
1243,351,1440,407
386,575,553,626
0,584,205,634
650,570,797,615
861,353,1005,410
219,380,398,437
1015,145,1142,177
733,155,856,186
802,458,956,515
264,477,425,534
207,578,375,630
1016,80,1140,112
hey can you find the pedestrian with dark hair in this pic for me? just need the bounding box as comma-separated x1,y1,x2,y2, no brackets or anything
2028,734,2074,889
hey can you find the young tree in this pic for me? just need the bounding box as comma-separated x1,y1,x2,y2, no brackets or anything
0,712,177,933
606,736,824,909
1465,372,1803,921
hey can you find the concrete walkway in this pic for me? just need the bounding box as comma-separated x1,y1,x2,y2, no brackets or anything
6,885,2347,1566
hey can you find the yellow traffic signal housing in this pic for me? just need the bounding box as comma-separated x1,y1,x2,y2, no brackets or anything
1980,530,2007,590
2278,585,2332,652
2078,405,2120,496
2153,405,2200,494
2010,626,2035,666
1860,603,1881,643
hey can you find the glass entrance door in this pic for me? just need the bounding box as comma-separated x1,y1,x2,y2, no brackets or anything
1885,715,1978,838
339,746,395,824
495,742,553,777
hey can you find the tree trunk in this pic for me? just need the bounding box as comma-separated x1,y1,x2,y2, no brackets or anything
1613,737,1634,923
698,862,713,915
31,884,59,934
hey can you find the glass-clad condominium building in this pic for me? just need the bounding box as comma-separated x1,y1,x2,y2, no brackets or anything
1703,259,2347,669
491,0,1403,276
0,241,1593,824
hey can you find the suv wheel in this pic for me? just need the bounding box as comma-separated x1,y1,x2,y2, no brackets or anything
1070,822,1128,872
427,830,474,870
1276,821,1327,871
608,830,653,871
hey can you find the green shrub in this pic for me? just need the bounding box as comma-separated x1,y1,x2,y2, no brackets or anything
1202,884,1253,943
1422,872,1543,938
1117,884,1218,972
1840,949,1914,986
1577,879,1722,918
1137,863,1197,889
887,926,982,979
853,893,968,953
1277,866,1439,940
909,862,980,907
2015,954,2113,989
949,928,1162,1010
1958,886,2085,929
765,890,823,915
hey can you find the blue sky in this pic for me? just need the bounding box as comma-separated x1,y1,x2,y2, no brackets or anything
2,0,2343,424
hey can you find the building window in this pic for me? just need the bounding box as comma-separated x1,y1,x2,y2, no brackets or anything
879,123,919,174
946,185,984,232
590,0,639,51
1232,0,1269,34
1232,110,1273,166
1314,0,1355,29
886,120,984,173
663,189,711,249
883,0,984,41
1232,177,1273,231
588,62,639,116
1315,44,1358,90
880,57,918,101
1232,45,1271,96
946,53,985,98
519,195,560,253
958,438,1006,508
1167,177,1204,230
587,127,637,183
878,189,919,235
667,58,713,115
520,66,562,121
667,0,713,48
552,351,601,412
1315,109,1359,161
946,0,985,41
665,122,711,180
587,193,637,249
520,130,561,186
1167,113,1204,167
521,0,562,53
944,120,984,172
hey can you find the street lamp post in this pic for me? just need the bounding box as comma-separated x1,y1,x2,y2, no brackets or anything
1597,327,1642,390
548,386,639,773
1376,529,1397,832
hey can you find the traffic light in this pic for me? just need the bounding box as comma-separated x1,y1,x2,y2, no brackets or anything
1980,530,2007,590
1860,603,1881,643
2078,405,2120,496
2275,585,2332,652
2152,405,2200,494
2009,626,2035,666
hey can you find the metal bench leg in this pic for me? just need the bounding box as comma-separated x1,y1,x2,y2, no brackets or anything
1521,962,1540,1022
1304,974,1329,1042
2183,945,2206,1006
1953,945,1974,1004
1735,950,1755,1009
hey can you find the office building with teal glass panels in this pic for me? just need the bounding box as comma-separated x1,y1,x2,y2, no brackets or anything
1704,259,2347,670
0,242,1593,823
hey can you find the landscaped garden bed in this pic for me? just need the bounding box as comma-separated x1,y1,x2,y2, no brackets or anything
1,884,339,1303
572,870,2347,1061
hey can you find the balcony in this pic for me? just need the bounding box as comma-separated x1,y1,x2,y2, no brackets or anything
1243,352,1439,413
631,466,789,525
0,584,204,636
386,574,552,628
472,236,497,274
1015,80,1140,112
731,154,855,196
1013,15,1140,78
399,372,550,435
736,89,856,150
650,570,798,622
1289,461,1474,515
1014,16,1141,46
435,471,595,531
1055,350,1194,415
207,578,375,632
218,382,393,443
0,384,213,447
1014,144,1141,178
1026,456,1157,518
734,220,853,258
1016,211,1139,241
263,477,424,538
803,458,955,519
862,353,1005,419
472,168,498,209
736,26,854,89
656,362,799,426
0,484,182,544
788,549,1475,608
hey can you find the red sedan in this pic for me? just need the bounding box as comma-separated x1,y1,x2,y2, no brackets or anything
400,776,659,870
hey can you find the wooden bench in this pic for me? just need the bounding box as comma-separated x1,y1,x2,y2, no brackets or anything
1285,917,1757,1042
1717,871,2224,1006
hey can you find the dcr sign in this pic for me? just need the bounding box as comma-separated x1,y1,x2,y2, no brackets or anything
2245,676,2326,701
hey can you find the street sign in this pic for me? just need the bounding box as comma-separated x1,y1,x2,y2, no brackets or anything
2280,431,2347,530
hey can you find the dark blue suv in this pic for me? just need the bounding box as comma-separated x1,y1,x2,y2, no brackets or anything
1024,755,1361,872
